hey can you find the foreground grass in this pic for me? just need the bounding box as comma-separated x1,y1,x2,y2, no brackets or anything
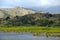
0,26,60,33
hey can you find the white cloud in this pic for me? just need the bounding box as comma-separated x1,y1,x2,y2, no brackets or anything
0,0,60,8
23,0,60,8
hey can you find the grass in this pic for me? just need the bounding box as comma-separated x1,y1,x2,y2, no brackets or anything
0,26,60,37
0,26,60,33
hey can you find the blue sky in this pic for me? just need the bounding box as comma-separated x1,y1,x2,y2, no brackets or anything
0,0,60,8
0,0,60,12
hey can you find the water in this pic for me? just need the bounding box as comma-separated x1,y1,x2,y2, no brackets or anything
0,32,60,40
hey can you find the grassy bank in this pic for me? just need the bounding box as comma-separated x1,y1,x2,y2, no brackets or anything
0,26,60,33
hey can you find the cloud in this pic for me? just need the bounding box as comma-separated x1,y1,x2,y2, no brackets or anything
0,0,60,8
39,0,60,7
22,0,60,8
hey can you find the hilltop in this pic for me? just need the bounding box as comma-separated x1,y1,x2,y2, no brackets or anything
0,7,38,18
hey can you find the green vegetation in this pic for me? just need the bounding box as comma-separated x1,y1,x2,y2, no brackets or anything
0,13,60,27
0,26,60,33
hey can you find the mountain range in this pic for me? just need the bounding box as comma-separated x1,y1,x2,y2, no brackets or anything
30,6,60,13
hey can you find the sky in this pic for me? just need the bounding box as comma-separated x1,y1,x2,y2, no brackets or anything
0,0,60,12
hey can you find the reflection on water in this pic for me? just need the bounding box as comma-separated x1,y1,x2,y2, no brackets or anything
0,32,60,40
32,32,60,37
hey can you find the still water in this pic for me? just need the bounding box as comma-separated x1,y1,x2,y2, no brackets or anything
0,32,60,40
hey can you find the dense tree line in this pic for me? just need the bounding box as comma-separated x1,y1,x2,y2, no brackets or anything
0,12,60,27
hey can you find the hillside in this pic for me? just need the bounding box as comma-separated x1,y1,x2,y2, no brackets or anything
0,7,37,18
0,7,60,27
